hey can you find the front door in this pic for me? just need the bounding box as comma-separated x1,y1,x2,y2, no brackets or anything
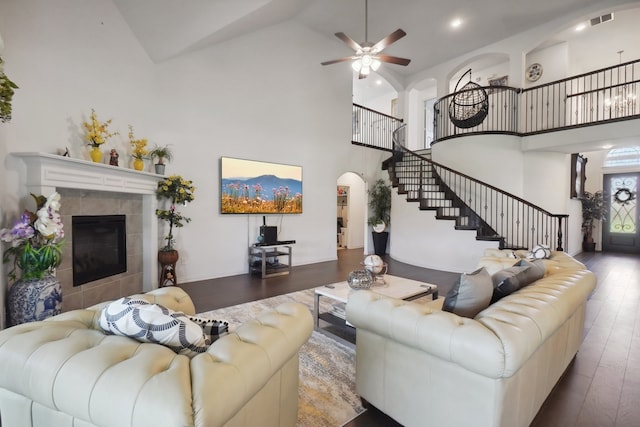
603,172,640,253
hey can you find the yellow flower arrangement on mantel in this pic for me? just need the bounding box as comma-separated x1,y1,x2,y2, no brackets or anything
82,109,118,163
128,125,149,171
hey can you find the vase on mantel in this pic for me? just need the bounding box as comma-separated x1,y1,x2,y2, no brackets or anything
133,158,144,171
7,275,63,326
90,147,103,163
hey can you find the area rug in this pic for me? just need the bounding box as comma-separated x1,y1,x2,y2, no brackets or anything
198,288,366,427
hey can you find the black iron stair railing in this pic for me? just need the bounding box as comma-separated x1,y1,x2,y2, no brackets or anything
434,58,640,142
352,103,404,151
389,125,568,251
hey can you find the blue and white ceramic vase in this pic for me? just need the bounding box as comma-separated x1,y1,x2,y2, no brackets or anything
7,275,62,326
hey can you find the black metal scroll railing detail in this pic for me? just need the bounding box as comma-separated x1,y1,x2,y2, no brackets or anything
390,125,568,251
352,103,404,151
434,86,521,142
434,58,640,142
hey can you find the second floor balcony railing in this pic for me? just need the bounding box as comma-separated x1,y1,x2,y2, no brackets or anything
434,58,640,142
352,103,404,151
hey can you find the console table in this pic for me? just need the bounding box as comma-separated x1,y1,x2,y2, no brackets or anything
248,243,294,278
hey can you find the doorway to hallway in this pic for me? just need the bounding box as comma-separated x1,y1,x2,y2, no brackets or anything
337,172,366,251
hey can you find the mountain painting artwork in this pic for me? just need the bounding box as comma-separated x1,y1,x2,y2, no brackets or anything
220,157,302,214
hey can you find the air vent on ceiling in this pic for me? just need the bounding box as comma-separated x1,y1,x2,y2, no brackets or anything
590,12,614,26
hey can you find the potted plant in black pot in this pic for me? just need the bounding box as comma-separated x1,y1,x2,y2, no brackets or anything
368,179,391,256
581,190,605,252
150,144,173,175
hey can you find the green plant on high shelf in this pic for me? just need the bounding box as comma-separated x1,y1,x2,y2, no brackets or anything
0,56,19,123
149,144,173,175
155,175,195,251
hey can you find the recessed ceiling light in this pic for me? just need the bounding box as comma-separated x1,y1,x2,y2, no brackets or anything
376,80,382,85
575,23,586,32
450,18,462,29
603,144,613,149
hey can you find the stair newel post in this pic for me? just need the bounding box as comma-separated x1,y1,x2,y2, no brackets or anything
556,216,564,251
419,163,424,199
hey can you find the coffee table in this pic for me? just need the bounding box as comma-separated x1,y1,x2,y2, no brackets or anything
314,275,438,343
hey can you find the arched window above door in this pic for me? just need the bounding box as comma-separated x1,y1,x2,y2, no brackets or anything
604,147,640,167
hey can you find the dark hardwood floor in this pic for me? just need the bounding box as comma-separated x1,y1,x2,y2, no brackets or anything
179,250,640,427
179,248,459,313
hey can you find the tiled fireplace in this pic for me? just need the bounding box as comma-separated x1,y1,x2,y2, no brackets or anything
57,189,143,310
12,152,163,313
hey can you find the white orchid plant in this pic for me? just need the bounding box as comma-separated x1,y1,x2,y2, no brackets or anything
1,192,65,281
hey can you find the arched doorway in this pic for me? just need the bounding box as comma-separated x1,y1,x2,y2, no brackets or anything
336,172,366,250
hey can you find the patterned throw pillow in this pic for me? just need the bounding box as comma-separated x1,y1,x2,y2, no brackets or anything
99,297,228,357
529,244,552,259
187,315,229,342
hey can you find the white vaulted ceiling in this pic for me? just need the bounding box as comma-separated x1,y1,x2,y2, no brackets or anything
113,0,636,80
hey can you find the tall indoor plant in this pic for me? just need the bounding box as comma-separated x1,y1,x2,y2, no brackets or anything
368,179,392,256
1,192,65,325
581,190,605,251
155,175,195,276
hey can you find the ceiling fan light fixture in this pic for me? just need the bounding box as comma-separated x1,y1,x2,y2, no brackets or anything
321,0,410,76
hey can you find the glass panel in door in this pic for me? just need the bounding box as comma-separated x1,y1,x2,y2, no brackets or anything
603,173,640,253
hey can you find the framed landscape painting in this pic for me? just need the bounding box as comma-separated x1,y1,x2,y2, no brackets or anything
220,157,303,214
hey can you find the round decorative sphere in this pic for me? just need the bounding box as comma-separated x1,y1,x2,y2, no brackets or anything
347,269,373,290
363,254,385,274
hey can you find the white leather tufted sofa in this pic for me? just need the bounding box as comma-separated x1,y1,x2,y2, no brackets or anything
346,251,595,427
0,287,313,427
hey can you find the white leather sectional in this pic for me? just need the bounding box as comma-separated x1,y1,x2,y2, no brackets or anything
346,251,596,427
0,287,313,427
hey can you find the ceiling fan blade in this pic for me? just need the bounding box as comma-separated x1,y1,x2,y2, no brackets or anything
371,29,406,52
377,54,411,66
321,56,357,66
335,32,362,52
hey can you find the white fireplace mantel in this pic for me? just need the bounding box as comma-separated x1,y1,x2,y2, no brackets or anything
12,152,163,291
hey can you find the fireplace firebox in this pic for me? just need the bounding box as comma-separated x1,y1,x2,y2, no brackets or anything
72,215,127,286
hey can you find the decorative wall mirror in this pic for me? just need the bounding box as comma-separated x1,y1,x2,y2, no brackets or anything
570,153,587,199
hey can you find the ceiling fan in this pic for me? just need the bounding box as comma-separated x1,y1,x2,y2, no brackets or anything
321,0,411,79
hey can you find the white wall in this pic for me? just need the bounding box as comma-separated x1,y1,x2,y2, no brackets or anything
525,42,569,88
0,0,366,288
568,7,640,75
432,134,525,196
390,191,497,273
522,151,570,213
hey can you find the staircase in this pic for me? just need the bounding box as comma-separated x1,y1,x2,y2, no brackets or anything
386,148,505,246
384,125,568,251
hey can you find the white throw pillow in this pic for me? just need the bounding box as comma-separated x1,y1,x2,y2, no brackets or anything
99,297,225,357
529,244,552,260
